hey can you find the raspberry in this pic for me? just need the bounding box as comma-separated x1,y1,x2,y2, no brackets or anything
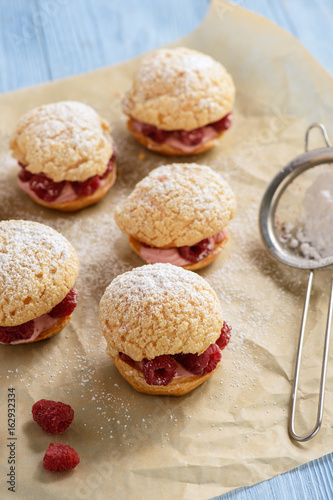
29,173,66,202
175,128,204,146
141,123,169,143
32,399,74,434
142,355,178,386
18,164,33,182
0,320,34,344
141,122,156,136
216,321,232,350
151,129,169,143
175,344,222,376
99,155,115,180
178,237,214,263
43,443,80,471
119,352,135,367
212,112,232,132
72,175,100,197
49,288,78,318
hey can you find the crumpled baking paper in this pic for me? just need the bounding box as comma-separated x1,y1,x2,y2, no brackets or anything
0,1,333,498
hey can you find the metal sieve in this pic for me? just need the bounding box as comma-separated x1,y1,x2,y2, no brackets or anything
259,123,333,441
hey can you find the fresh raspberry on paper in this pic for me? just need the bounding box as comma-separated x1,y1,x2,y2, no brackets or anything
32,399,74,434
216,321,232,350
43,443,80,472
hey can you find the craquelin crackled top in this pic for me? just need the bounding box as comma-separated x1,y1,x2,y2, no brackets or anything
115,163,236,247
122,47,235,130
0,220,79,326
10,101,113,182
99,263,224,361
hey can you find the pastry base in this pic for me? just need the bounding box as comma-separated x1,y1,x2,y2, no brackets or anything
23,167,116,212
128,234,229,271
112,353,220,396
6,315,72,345
127,118,224,156
33,315,71,342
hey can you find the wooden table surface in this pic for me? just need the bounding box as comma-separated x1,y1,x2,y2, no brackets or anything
1,1,332,499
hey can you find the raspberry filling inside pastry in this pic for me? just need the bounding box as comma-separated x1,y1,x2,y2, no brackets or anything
131,112,232,150
0,288,78,345
139,229,227,266
119,321,231,386
18,153,116,203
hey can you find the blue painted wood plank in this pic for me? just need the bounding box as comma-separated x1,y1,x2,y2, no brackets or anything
240,0,333,75
281,0,333,76
0,0,51,91
0,0,210,92
211,452,333,499
1,0,332,93
34,0,210,81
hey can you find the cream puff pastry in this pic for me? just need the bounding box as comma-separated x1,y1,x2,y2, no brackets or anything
10,101,116,211
122,47,235,155
115,163,236,270
0,220,79,344
99,263,232,396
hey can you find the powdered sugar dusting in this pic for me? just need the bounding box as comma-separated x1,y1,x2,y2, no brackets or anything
10,101,113,182
122,47,235,130
99,263,223,361
0,220,78,325
279,169,333,260
1,87,330,499
115,163,235,247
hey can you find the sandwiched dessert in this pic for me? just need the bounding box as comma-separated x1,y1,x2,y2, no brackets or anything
10,101,116,211
0,220,79,345
122,47,235,155
99,263,232,396
114,163,236,271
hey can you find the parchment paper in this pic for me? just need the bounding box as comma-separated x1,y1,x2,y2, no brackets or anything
1,2,333,499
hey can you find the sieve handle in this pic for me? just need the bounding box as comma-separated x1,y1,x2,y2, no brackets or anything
305,122,331,151
289,270,333,441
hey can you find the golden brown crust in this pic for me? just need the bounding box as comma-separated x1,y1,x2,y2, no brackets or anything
122,47,235,131
127,118,223,156
31,316,71,343
0,220,79,326
10,101,113,182
112,353,220,396
24,167,116,212
99,263,223,361
115,163,235,248
128,234,229,271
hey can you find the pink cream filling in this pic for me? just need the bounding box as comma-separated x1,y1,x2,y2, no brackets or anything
139,229,227,265
3,314,59,345
18,177,109,204
132,119,219,153
165,127,218,153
